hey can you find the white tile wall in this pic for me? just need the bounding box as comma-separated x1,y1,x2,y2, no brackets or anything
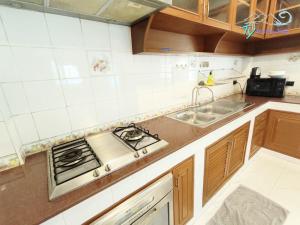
33,108,71,139
54,49,89,79
0,16,7,44
0,5,251,158
46,14,83,48
81,20,110,50
12,47,59,81
0,7,50,46
0,122,15,156
0,46,19,82
2,83,30,115
24,81,65,112
251,52,300,95
13,114,39,144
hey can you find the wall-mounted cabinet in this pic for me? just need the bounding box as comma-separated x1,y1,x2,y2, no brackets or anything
131,1,300,55
231,0,270,38
266,0,300,38
172,0,201,14
203,0,233,30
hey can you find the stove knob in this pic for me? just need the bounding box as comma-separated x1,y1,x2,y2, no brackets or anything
93,169,100,177
142,148,148,154
134,152,140,158
105,165,111,172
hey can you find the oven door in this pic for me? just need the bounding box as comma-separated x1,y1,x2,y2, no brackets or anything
132,190,173,225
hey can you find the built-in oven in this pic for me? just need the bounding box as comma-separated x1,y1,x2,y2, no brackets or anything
89,173,173,225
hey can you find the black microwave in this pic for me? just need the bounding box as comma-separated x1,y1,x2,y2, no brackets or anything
246,78,286,98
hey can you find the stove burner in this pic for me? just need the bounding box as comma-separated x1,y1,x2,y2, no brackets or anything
124,129,144,141
113,123,161,151
60,149,82,162
58,149,86,167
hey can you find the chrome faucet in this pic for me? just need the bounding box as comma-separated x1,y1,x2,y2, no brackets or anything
191,86,215,106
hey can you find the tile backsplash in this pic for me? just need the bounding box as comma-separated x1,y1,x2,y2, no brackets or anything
0,6,253,167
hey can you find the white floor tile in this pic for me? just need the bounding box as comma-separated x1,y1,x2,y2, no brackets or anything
200,149,300,225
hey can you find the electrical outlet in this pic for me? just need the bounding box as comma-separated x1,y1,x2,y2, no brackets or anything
286,81,295,86
200,61,209,68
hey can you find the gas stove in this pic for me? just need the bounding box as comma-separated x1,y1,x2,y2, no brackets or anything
47,123,168,200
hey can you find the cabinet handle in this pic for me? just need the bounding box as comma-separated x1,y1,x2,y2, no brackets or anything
175,178,179,187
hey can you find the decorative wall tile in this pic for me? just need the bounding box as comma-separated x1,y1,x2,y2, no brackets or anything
12,47,59,81
2,83,29,115
81,19,110,50
46,14,83,48
13,114,39,144
0,6,50,46
24,81,65,112
87,51,112,75
33,108,71,139
54,49,89,79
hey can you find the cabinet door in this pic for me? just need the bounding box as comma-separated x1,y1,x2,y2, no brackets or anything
203,137,231,205
232,0,252,31
173,157,194,225
204,0,233,29
264,110,300,158
227,124,249,175
172,0,200,13
266,0,300,38
250,111,268,158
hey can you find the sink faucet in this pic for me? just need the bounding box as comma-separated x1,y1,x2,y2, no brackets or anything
191,86,215,106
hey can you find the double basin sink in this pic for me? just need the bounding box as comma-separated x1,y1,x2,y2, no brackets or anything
167,99,253,128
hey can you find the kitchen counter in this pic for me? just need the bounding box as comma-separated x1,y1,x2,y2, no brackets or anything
1,94,300,225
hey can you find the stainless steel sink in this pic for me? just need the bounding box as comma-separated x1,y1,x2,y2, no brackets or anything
167,99,253,128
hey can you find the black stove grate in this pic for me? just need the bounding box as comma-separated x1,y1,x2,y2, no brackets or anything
113,123,161,151
51,138,102,185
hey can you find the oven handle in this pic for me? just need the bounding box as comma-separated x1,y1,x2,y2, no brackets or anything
132,190,174,225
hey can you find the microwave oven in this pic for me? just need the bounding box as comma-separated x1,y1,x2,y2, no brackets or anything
246,78,286,98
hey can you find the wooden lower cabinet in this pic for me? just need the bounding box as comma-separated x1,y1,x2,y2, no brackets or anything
249,111,269,158
173,156,194,225
203,123,249,205
264,110,300,159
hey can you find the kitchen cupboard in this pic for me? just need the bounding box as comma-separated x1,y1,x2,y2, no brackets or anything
172,0,200,14
203,0,233,30
203,123,249,205
266,0,300,38
231,0,270,38
173,156,194,225
264,110,300,159
249,110,269,158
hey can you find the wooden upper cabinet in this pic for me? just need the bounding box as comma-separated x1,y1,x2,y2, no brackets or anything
203,0,233,30
266,0,300,38
264,110,300,159
231,0,269,38
173,157,194,225
172,0,201,14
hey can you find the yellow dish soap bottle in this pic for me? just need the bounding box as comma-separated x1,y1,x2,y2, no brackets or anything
206,71,215,86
